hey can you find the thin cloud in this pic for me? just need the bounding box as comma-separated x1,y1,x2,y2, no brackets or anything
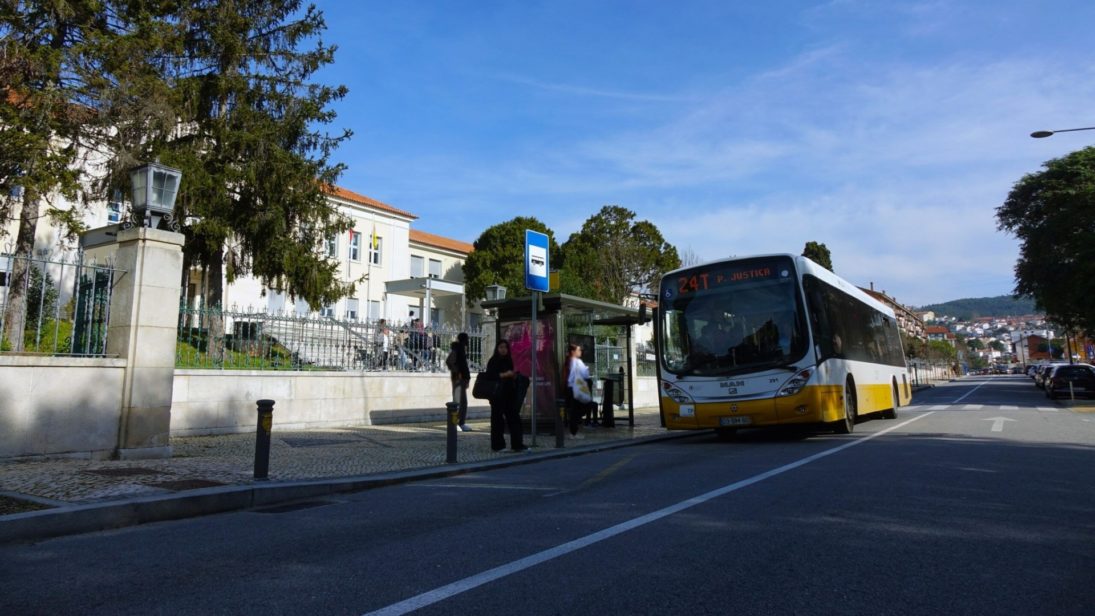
490,72,700,103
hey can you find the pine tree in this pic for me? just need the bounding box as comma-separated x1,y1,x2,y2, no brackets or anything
100,0,354,310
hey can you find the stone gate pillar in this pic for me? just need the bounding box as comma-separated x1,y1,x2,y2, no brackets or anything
107,227,185,459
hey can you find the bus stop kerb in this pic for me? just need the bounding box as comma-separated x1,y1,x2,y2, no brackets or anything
481,293,643,428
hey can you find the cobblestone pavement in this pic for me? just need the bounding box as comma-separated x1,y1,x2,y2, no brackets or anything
0,408,668,506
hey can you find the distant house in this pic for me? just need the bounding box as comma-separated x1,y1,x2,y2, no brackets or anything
926,325,956,346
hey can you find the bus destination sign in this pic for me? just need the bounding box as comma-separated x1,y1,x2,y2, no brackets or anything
668,257,792,298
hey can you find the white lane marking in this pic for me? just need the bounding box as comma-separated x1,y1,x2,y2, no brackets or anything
928,405,948,411
1038,407,1059,413
984,417,1016,432
1001,406,1018,411
962,404,983,411
952,379,992,404
362,412,935,616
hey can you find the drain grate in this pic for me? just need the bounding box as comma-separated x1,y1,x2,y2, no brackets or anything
151,479,226,491
83,467,166,477
250,500,334,514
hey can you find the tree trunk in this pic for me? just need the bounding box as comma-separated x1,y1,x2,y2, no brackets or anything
2,190,41,352
208,248,225,363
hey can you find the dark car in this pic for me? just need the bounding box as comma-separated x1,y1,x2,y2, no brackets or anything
1034,363,1067,389
1045,364,1095,399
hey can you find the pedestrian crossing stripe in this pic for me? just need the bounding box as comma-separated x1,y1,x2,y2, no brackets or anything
962,404,983,410
928,405,947,410
1001,405,1018,411
1038,407,1058,412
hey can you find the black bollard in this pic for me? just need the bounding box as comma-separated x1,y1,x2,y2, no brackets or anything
602,379,615,428
254,399,275,480
445,401,459,463
555,397,566,448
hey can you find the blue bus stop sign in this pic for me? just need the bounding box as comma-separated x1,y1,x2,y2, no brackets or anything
525,230,550,292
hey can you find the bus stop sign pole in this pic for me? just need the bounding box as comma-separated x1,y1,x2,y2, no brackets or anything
525,230,550,447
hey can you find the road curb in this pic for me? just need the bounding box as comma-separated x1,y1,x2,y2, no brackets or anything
0,430,692,545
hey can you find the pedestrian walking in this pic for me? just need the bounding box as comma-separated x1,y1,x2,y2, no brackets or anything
449,333,472,431
484,340,526,452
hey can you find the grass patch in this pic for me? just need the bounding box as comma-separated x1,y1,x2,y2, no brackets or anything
0,495,53,515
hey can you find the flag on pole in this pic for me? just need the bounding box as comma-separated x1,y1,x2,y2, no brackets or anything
370,224,378,250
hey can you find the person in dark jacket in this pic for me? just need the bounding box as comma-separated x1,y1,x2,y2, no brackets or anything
484,339,526,452
451,332,472,431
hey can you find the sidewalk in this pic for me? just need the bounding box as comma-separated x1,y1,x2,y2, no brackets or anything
0,407,676,544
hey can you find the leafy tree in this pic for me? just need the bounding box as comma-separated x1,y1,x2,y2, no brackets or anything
560,205,680,304
988,340,1006,353
1,1,107,349
97,0,353,310
462,217,559,302
997,147,1095,333
802,241,833,271
966,338,985,351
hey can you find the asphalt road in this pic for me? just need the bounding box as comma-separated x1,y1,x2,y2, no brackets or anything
2,375,1093,615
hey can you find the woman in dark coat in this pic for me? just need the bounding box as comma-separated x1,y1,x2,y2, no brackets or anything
484,340,526,452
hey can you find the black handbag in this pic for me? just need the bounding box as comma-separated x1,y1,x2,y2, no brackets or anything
471,371,499,400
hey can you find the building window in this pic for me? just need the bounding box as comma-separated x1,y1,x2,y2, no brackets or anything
325,234,337,258
428,259,442,279
368,300,381,321
345,298,359,320
369,236,383,265
430,307,440,324
107,190,123,223
349,231,361,262
320,304,335,318
410,255,425,278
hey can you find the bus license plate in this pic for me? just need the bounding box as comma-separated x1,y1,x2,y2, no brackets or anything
719,416,751,426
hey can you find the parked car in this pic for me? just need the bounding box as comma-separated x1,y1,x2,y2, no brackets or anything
1034,363,1068,389
1045,364,1095,399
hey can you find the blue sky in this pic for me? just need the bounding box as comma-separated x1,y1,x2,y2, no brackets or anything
312,0,1095,307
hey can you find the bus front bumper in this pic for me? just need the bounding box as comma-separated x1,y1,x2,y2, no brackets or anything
662,385,845,430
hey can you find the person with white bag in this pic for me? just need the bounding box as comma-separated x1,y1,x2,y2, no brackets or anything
563,343,597,439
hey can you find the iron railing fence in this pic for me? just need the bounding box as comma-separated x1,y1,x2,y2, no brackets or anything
177,304,486,372
1,249,119,356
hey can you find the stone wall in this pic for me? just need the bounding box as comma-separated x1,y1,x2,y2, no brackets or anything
0,356,126,458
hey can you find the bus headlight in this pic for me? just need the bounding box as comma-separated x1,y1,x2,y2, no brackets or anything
662,382,694,404
778,368,814,397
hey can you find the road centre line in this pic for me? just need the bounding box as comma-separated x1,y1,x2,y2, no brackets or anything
409,483,556,491
362,412,935,616
951,378,992,404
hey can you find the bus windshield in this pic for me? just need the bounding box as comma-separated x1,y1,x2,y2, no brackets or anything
659,256,808,376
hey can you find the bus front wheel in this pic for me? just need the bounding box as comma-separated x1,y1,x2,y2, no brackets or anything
833,379,857,434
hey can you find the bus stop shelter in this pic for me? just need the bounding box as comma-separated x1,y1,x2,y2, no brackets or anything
481,293,644,429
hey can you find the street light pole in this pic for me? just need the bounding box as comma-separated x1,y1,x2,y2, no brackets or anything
1030,126,1095,138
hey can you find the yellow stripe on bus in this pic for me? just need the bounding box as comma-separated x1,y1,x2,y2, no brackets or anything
662,380,902,431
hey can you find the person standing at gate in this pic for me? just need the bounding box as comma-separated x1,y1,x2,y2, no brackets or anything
484,340,526,452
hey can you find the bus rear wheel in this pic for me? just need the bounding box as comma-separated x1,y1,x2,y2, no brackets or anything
833,379,857,434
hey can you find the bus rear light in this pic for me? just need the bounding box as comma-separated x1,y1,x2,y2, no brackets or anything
778,368,814,397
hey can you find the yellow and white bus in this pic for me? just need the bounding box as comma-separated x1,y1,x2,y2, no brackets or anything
655,254,911,435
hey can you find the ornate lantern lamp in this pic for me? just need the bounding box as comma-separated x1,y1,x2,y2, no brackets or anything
129,161,182,230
